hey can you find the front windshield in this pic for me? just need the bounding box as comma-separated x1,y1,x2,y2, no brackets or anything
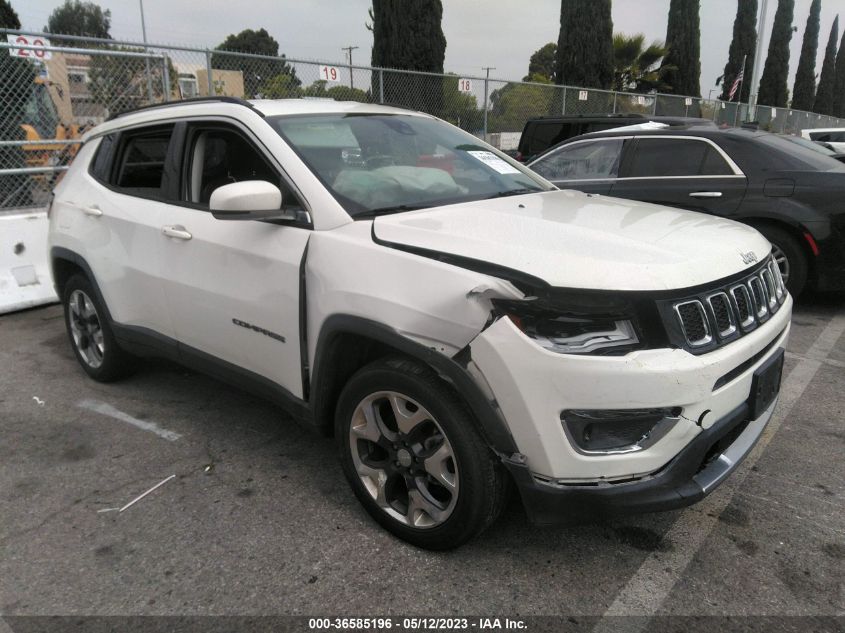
23,82,60,139
269,113,552,217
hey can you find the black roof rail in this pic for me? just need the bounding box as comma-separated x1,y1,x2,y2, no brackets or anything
107,96,264,121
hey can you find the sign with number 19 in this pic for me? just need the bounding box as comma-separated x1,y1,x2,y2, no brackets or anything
320,65,340,82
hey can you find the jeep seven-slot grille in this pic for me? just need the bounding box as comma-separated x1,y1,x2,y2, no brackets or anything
661,257,788,355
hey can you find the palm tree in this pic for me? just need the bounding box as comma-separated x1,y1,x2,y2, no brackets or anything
613,33,674,93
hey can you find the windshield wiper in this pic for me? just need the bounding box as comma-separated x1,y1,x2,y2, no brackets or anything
357,204,431,218
486,188,543,199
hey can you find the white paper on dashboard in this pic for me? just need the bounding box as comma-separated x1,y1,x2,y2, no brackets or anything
466,151,521,174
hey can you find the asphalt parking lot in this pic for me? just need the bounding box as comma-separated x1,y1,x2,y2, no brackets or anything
1,296,843,628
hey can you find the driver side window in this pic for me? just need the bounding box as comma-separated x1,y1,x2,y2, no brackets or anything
531,139,624,182
184,125,301,211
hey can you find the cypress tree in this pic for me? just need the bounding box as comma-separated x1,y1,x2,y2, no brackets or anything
0,0,19,27
814,16,839,115
758,0,795,107
662,0,701,96
555,0,614,89
370,0,447,111
720,0,758,102
0,0,34,206
791,0,821,111
833,28,845,117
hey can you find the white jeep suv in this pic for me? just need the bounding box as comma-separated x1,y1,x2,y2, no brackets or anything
49,98,791,549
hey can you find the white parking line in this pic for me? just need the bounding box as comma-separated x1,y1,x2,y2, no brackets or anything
594,314,845,626
77,399,182,442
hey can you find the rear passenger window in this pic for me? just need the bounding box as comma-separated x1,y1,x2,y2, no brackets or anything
628,139,734,177
113,126,174,196
700,147,734,175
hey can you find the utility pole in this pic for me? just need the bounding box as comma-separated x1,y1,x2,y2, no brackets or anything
748,0,769,117
482,66,495,140
342,45,359,90
139,0,153,102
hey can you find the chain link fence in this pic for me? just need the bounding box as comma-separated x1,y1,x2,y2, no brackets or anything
3,28,845,210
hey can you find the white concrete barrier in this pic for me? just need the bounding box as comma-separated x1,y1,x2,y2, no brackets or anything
0,208,58,315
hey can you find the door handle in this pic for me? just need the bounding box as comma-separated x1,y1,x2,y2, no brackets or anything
689,191,723,199
161,225,192,240
82,205,103,216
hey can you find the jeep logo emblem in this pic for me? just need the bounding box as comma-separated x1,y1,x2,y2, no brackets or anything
740,251,758,265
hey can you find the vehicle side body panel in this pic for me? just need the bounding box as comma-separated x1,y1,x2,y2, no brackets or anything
50,139,174,336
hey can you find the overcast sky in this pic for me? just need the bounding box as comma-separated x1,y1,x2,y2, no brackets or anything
12,0,843,98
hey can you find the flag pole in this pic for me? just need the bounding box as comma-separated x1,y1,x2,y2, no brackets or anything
734,54,748,126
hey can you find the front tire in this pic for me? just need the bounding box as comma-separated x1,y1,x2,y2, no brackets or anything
62,274,136,382
335,357,507,550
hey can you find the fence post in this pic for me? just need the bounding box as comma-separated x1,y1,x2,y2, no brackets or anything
561,86,566,114
162,55,170,102
379,69,384,104
482,70,490,140
612,91,617,114
143,50,153,103
652,94,658,115
205,49,214,96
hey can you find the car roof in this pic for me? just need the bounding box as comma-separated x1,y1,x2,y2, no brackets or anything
802,127,845,133
81,98,429,142
572,124,762,141
524,114,715,126
249,98,429,118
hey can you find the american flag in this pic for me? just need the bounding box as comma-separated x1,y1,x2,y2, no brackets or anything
728,69,744,101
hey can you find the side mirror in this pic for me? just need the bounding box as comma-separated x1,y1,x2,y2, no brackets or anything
209,181,294,221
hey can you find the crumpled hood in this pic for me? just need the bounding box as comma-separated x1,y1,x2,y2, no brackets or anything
372,190,771,291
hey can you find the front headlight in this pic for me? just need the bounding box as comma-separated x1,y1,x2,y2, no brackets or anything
492,297,642,355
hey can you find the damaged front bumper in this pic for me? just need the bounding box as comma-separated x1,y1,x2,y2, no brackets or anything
465,295,791,524
503,394,777,525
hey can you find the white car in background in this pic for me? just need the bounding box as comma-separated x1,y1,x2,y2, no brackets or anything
801,127,845,152
48,98,791,549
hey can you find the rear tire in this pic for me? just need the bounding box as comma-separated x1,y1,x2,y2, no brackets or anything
335,357,507,550
62,274,137,382
756,226,808,297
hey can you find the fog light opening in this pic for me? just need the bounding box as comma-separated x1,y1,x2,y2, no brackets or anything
561,407,681,454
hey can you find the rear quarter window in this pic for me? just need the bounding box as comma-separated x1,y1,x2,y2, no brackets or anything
89,134,116,183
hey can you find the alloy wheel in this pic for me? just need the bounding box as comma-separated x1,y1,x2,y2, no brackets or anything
349,391,459,528
68,289,105,369
771,244,791,286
